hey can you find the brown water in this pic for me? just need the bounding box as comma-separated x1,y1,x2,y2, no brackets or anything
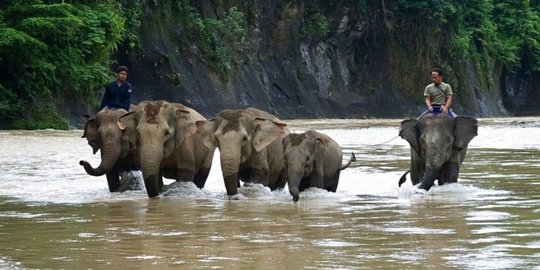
0,118,539,269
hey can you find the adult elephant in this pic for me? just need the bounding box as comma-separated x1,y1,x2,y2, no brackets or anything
283,130,356,202
118,101,215,198
398,113,478,191
196,108,289,196
79,108,139,192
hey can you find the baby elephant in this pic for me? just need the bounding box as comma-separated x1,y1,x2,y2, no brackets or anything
283,130,356,202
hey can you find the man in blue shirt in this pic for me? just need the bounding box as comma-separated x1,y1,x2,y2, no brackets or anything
100,66,132,111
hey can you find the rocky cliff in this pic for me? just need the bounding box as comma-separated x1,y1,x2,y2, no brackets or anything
85,0,539,125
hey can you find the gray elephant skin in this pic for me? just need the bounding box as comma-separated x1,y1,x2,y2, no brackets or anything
196,108,289,196
283,130,356,201
118,101,215,198
79,108,140,192
399,113,478,191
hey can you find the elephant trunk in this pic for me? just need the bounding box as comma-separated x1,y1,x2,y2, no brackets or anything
220,147,241,196
417,147,447,191
79,141,120,176
287,162,304,202
141,153,162,179
140,145,163,197
417,168,440,191
223,174,239,196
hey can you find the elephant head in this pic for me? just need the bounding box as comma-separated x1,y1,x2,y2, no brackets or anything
117,101,180,197
283,131,327,201
79,108,134,191
399,114,478,191
118,101,205,197
196,108,289,196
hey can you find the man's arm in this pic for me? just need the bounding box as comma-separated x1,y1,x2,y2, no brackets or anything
121,83,132,111
424,96,433,111
99,85,111,110
441,95,452,114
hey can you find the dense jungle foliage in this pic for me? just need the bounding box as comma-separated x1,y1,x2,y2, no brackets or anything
1,0,540,129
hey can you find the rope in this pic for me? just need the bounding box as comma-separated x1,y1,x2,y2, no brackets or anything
372,135,400,146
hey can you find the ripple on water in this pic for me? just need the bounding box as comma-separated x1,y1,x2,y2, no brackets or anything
445,252,525,270
313,239,363,247
383,227,455,235
466,210,514,222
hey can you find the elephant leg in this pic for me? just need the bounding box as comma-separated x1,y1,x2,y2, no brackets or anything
410,161,424,186
249,167,269,186
310,172,324,189
270,168,287,190
158,172,164,190
176,168,195,182
409,152,424,186
440,162,459,184
326,171,340,192
106,167,120,192
193,167,211,189
298,177,311,192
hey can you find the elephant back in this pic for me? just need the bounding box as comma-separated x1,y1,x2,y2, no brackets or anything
171,102,207,122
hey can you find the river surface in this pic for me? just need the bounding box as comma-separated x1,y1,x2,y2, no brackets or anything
0,117,539,269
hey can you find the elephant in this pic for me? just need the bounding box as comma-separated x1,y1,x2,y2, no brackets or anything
196,107,289,196
118,101,215,198
398,113,478,191
283,130,356,202
79,108,140,192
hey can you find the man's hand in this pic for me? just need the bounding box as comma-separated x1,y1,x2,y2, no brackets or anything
441,105,449,114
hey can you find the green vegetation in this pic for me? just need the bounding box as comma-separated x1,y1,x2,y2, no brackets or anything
300,11,331,41
373,0,540,99
0,0,124,129
174,2,252,80
1,1,540,128
12,105,68,130
386,0,540,71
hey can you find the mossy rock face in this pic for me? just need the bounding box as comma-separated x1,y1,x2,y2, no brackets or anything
12,119,68,130
11,106,69,130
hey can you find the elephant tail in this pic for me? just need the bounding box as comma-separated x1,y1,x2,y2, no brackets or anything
340,152,357,170
398,170,410,187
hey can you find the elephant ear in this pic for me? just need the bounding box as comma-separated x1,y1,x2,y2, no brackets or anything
196,119,217,149
314,136,327,161
118,111,138,150
83,117,100,154
453,116,478,150
117,111,137,130
282,134,291,149
399,119,420,154
174,109,198,145
253,118,288,152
